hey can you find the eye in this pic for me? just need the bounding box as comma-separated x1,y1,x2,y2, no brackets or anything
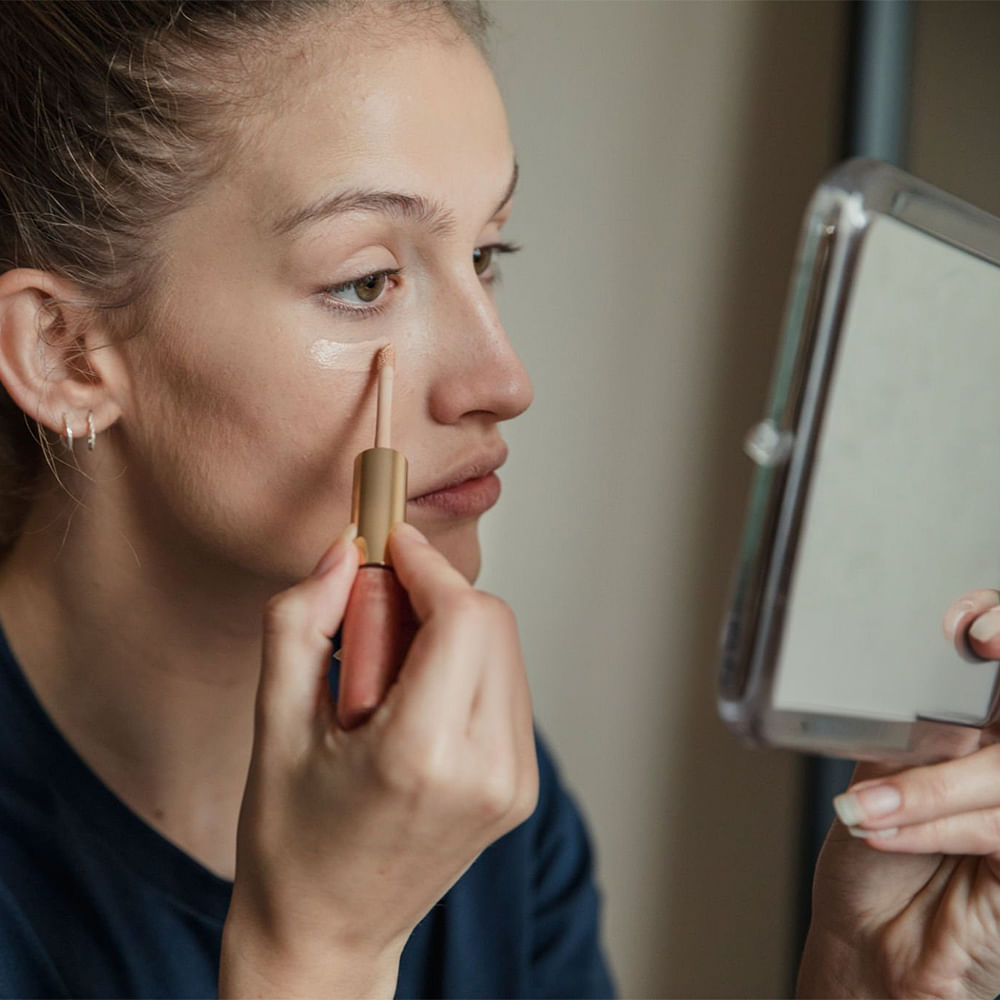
473,245,494,276
473,241,521,281
328,271,390,305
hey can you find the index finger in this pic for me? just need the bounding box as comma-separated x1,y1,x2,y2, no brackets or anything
379,522,496,726
387,521,473,621
838,741,1000,832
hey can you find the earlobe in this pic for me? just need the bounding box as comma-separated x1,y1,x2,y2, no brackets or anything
0,268,122,444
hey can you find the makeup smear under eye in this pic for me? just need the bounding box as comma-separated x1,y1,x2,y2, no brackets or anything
308,338,385,373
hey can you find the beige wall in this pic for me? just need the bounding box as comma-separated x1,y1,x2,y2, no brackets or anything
909,1,1000,212
478,3,845,997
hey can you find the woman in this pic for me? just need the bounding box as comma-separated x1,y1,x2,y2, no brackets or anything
0,2,594,996
0,2,998,997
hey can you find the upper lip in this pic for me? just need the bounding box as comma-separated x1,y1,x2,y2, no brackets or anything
409,442,509,500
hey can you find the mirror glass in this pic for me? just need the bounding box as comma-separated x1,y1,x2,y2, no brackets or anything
720,162,1000,760
775,212,1000,725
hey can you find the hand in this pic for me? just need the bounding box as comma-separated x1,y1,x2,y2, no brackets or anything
219,522,539,999
799,589,1000,999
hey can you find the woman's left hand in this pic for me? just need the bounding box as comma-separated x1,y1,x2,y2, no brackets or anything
799,589,1000,998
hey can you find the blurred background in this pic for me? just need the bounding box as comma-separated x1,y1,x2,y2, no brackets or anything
476,1,1000,997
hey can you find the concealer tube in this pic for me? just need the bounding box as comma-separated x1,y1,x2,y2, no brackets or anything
337,348,417,730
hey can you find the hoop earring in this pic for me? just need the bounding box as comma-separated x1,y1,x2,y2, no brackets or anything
62,414,73,452
87,411,96,452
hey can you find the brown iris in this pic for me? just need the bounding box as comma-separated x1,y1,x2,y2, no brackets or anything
352,272,387,302
472,245,493,275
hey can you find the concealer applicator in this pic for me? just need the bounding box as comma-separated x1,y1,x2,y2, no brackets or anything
337,345,417,729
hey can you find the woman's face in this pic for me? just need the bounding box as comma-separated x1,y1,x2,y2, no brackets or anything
115,16,531,586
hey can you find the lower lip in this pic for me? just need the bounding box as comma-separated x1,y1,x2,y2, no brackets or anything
409,472,502,517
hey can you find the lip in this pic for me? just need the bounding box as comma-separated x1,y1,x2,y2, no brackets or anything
409,444,508,517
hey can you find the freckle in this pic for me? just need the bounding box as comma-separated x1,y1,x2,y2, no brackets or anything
153,808,165,821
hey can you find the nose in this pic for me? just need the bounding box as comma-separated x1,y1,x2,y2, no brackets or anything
426,280,534,427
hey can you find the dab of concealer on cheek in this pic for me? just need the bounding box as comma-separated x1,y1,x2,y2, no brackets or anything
308,339,387,373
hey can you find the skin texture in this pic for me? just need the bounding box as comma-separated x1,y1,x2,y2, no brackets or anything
0,12,537,993
113,20,531,588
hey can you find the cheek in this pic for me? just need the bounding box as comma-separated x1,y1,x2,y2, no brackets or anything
119,331,380,578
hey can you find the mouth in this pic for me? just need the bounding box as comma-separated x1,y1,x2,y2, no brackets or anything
408,444,508,518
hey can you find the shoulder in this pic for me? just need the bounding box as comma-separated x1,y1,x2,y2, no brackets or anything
531,729,587,845
0,761,71,997
525,731,616,998
466,730,617,997
0,875,69,998
402,730,616,999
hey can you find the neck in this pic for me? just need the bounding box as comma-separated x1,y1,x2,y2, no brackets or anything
0,486,286,881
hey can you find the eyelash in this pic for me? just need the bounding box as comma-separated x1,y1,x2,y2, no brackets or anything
476,241,521,286
319,241,522,318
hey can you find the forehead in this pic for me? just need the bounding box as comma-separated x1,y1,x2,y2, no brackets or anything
229,23,514,230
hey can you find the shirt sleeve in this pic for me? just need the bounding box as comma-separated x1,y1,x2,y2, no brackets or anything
529,734,617,999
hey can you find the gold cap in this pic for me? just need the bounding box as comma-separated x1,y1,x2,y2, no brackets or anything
351,447,408,566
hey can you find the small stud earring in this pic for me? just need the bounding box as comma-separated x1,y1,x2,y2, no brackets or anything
62,414,74,452
87,411,96,452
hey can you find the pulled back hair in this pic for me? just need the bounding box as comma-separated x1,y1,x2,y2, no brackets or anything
0,0,490,551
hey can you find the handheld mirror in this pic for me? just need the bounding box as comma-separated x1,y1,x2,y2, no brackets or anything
718,159,1000,763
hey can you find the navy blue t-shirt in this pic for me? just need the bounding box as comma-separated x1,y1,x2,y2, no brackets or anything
0,626,615,998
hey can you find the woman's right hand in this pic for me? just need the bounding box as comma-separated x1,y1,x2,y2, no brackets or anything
219,522,539,999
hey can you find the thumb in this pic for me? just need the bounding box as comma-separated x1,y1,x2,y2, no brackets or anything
943,589,1000,662
257,527,360,738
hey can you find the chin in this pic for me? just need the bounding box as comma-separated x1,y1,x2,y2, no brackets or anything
423,520,482,582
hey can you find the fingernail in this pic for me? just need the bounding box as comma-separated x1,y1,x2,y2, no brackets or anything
847,825,898,840
944,598,976,639
313,525,358,576
970,606,1000,644
390,521,428,544
833,784,901,826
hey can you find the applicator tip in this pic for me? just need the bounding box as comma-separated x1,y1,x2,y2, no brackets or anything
376,344,395,371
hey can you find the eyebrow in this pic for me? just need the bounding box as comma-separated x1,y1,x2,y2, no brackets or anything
270,160,519,238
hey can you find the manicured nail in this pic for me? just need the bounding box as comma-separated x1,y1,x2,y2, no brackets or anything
944,598,976,639
313,524,358,576
391,521,428,544
833,784,901,826
847,825,898,840
970,606,1000,644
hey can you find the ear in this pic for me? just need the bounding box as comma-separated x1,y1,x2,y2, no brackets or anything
0,268,124,445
